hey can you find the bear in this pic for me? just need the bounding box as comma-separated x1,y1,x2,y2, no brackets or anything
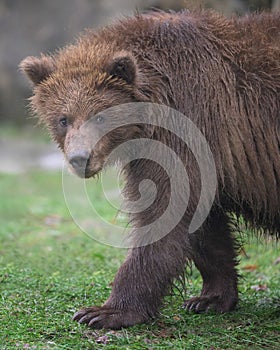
20,9,280,330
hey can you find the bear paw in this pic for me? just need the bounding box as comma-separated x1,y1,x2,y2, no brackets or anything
183,295,238,313
73,306,148,329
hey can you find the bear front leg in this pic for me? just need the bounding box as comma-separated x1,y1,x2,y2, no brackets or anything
73,228,188,329
184,209,239,313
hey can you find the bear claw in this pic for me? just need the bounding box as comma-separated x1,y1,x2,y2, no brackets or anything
73,306,148,329
183,295,236,313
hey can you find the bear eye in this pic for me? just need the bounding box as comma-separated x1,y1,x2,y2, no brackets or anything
95,115,105,124
59,116,68,128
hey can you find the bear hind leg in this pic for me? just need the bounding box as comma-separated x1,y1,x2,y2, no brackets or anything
184,210,239,313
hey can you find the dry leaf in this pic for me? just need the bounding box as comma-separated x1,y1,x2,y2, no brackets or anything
173,315,181,321
242,264,258,271
44,215,62,227
251,284,268,291
95,335,109,344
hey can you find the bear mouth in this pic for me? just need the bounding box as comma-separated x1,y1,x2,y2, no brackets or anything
68,156,102,179
71,164,103,179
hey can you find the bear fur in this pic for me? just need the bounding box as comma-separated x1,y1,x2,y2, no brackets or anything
20,9,280,329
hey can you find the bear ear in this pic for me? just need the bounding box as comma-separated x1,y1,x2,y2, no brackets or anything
106,52,137,84
19,55,56,85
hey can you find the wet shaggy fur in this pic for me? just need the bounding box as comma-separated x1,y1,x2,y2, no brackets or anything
20,9,280,329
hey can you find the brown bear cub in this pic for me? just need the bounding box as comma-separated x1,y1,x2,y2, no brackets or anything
20,9,280,329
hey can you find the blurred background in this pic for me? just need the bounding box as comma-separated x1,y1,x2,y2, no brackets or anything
0,0,279,173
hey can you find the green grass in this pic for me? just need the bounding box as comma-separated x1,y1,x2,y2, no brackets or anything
0,122,51,143
0,170,279,349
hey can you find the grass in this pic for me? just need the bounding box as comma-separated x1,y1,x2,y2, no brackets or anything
0,122,50,143
0,170,279,349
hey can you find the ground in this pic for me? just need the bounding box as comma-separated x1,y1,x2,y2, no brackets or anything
0,131,279,349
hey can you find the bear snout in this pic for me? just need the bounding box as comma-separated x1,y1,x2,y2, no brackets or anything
68,150,90,177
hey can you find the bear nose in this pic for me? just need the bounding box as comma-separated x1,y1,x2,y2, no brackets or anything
68,151,90,171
